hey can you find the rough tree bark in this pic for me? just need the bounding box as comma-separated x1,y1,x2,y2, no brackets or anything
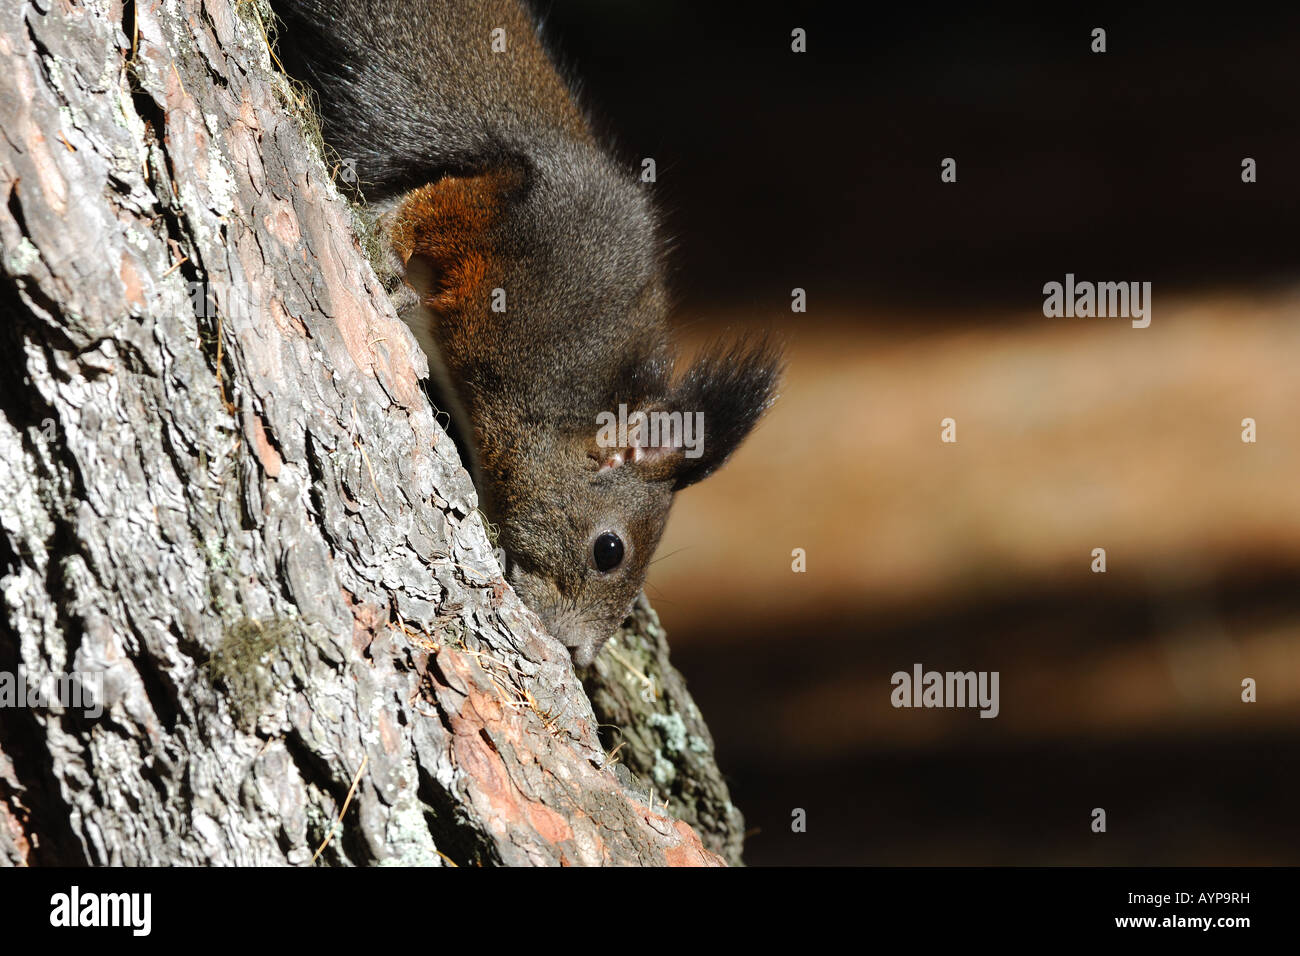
0,0,742,866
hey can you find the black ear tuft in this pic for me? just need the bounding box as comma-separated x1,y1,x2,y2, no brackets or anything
667,334,783,490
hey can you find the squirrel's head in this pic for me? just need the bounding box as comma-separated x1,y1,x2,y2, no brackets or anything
386,151,782,666
484,337,783,667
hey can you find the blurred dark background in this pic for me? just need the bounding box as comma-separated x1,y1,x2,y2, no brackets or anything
535,0,1300,311
531,0,1300,864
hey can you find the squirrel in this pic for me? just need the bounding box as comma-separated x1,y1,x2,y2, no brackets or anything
271,0,782,666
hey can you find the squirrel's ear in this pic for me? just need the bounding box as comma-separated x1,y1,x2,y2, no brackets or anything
629,336,783,490
386,166,524,311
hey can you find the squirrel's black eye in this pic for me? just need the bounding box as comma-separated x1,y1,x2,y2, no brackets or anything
593,532,625,572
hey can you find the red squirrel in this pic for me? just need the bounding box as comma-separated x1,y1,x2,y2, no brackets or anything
273,0,782,665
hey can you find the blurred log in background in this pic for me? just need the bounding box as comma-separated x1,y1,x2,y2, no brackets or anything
656,299,1300,864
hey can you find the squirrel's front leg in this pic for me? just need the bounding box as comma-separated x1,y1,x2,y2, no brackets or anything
369,173,521,504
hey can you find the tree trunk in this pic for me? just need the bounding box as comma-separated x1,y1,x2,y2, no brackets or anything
0,0,741,866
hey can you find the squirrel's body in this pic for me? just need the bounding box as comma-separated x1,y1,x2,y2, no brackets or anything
275,0,780,665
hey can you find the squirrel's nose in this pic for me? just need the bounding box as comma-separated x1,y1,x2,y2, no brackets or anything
531,604,603,668
568,641,597,668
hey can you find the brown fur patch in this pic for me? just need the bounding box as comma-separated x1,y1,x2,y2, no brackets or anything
389,170,517,312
